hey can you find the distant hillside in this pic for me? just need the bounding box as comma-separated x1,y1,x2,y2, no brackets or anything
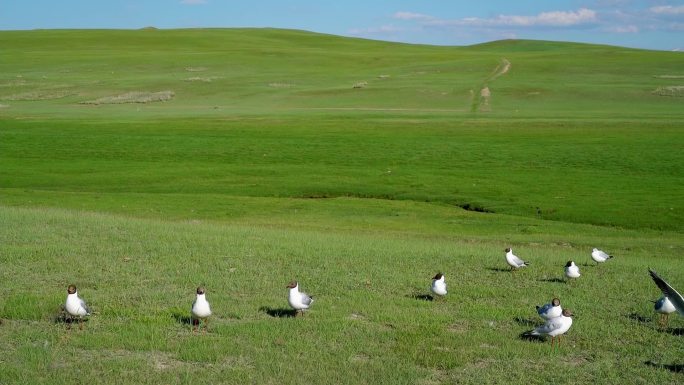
0,28,682,119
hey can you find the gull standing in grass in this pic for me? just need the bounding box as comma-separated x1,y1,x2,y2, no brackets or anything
565,261,581,281
191,286,211,333
430,273,447,299
536,298,562,320
287,281,314,317
505,248,529,271
525,309,574,348
649,269,684,316
65,285,91,330
653,296,676,328
591,248,613,265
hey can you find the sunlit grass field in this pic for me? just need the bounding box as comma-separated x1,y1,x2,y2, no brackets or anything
0,29,683,384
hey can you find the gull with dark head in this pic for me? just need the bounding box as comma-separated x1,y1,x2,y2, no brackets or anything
65,285,91,329
430,273,447,298
287,281,314,317
191,286,212,332
525,309,574,348
505,248,529,271
536,298,562,320
565,261,581,280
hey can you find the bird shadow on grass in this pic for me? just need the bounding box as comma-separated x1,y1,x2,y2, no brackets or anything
518,331,545,343
409,294,434,302
538,278,566,284
52,308,88,326
666,327,684,336
486,267,512,273
259,306,296,318
645,360,684,373
626,312,652,324
171,310,194,325
514,316,540,327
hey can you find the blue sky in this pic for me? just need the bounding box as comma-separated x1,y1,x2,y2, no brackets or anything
1,1,683,51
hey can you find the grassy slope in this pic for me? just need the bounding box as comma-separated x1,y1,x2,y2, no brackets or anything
0,29,683,384
1,206,682,385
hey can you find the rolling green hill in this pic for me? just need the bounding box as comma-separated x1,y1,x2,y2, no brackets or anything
1,28,683,230
0,29,683,385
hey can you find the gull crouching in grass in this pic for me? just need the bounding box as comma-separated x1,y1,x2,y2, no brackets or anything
65,285,91,330
536,298,562,320
649,269,684,316
591,248,613,265
505,248,529,271
287,281,313,317
525,309,574,348
191,286,211,333
654,296,677,328
430,273,447,298
565,261,581,280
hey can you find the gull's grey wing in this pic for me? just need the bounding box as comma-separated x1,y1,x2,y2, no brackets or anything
80,298,91,315
301,293,314,306
596,249,608,258
512,255,528,266
649,269,684,316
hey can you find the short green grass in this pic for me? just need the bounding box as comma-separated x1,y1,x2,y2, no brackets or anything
0,29,683,384
1,205,682,384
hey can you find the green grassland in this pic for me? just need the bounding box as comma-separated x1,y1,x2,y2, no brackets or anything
1,29,683,384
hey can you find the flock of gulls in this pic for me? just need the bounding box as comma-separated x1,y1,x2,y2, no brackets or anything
62,247,683,347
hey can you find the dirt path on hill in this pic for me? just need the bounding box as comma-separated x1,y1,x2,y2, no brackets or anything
471,58,510,113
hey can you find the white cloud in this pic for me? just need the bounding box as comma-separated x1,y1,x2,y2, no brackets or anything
446,8,598,27
393,12,434,21
348,25,403,36
180,0,207,5
650,5,684,15
609,25,639,33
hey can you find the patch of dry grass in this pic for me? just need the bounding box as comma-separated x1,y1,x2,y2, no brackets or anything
185,77,220,82
1,90,74,101
81,91,175,105
268,83,295,88
652,86,684,96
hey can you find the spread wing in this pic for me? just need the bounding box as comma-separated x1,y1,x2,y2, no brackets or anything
649,269,684,316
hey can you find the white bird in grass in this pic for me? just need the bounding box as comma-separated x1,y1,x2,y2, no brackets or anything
591,248,613,265
649,269,684,316
653,296,677,328
525,309,574,348
536,298,562,320
191,286,212,332
505,248,529,271
565,261,581,280
430,273,447,298
65,285,91,329
287,281,314,317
